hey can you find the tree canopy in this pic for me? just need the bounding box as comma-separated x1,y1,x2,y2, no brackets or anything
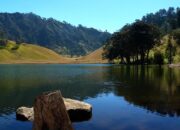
103,21,161,64
142,7,180,34
104,7,180,64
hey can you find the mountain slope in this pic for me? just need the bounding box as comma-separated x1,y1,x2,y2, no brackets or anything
75,47,108,63
0,41,74,64
0,12,111,56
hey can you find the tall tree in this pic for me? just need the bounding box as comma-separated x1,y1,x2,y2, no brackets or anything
177,8,180,27
172,29,180,45
167,36,173,64
104,21,160,64
0,30,7,46
129,21,161,64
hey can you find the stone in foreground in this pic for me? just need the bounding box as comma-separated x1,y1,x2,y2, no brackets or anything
64,98,92,122
16,107,34,121
16,98,92,122
33,90,73,130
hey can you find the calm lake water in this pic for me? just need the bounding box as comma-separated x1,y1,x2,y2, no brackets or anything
0,64,180,130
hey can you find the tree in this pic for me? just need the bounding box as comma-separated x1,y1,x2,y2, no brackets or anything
172,29,180,45
103,32,126,62
103,24,134,64
177,8,180,27
142,7,179,34
154,51,164,66
0,30,7,46
129,21,161,64
104,21,160,64
167,36,173,64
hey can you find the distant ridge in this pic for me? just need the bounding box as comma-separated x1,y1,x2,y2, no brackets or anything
0,12,111,56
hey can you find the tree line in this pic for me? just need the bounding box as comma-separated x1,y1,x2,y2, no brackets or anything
142,7,180,34
103,7,180,65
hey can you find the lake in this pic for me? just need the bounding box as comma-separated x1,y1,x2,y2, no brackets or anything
0,64,180,130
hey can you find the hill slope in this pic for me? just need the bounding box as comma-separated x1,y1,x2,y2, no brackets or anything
0,12,111,56
75,47,108,63
0,41,74,64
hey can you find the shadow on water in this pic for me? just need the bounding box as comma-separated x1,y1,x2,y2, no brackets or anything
110,65,180,117
0,64,113,116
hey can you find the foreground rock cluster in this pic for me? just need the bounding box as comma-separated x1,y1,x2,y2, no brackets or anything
16,97,92,122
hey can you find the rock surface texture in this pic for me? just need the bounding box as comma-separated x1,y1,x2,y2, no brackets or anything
64,98,92,122
32,90,73,130
16,98,92,122
16,107,34,121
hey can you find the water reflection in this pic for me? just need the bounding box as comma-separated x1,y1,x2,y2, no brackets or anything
0,64,112,116
111,66,180,117
0,64,180,130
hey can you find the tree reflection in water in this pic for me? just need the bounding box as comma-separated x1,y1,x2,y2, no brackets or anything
111,66,180,117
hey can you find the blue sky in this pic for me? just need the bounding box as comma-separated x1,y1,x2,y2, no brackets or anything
0,0,179,33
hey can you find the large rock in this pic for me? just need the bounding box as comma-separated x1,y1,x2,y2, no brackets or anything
16,107,34,121
16,98,92,122
33,90,73,130
64,98,92,122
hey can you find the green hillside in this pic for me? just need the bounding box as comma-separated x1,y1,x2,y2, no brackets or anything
0,41,73,64
0,13,111,56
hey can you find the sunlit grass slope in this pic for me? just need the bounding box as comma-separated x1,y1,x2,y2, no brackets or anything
0,41,73,64
75,47,108,63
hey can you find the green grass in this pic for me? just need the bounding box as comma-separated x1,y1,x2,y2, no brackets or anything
0,41,71,63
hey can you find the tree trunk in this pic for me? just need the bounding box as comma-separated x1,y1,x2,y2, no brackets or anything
141,53,145,65
126,55,130,64
136,54,139,64
33,90,73,130
146,50,149,65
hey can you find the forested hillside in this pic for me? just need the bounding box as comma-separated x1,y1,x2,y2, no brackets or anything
142,7,180,34
104,7,180,64
0,12,111,56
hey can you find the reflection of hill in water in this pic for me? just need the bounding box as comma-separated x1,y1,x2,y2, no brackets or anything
1,65,180,117
0,64,113,116
111,66,180,117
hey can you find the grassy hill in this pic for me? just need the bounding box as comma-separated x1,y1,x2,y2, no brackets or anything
0,41,74,64
0,41,108,64
74,47,108,63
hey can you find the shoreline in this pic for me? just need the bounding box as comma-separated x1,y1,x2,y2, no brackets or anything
168,63,180,68
0,60,108,65
0,61,180,68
